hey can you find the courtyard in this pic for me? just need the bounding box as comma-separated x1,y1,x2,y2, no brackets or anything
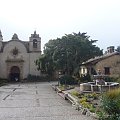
0,82,94,120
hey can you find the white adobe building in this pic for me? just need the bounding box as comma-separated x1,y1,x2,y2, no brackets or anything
0,30,41,82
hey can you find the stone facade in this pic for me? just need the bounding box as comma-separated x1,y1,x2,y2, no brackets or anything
95,54,120,77
80,50,120,78
0,30,41,81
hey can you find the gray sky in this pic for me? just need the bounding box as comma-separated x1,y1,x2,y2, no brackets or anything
0,0,120,52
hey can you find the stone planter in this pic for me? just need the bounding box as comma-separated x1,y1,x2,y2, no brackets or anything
80,83,91,92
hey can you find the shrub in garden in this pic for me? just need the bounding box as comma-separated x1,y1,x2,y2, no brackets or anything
116,77,120,84
101,88,120,120
0,78,7,86
104,77,116,82
84,93,100,100
79,97,95,113
27,74,49,82
59,75,77,85
79,73,92,83
71,90,80,97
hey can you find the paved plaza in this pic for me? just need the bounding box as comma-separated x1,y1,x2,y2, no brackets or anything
0,82,95,120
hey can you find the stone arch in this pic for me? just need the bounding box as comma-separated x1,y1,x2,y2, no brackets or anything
9,66,20,82
33,39,37,48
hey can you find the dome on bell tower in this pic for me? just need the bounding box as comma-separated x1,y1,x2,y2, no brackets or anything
12,33,19,40
0,30,3,41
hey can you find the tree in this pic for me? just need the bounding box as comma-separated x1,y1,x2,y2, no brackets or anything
116,46,120,52
36,32,103,77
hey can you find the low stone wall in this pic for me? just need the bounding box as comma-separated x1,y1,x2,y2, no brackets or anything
64,92,98,119
51,85,98,119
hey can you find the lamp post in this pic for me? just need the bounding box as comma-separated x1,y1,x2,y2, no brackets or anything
58,71,61,86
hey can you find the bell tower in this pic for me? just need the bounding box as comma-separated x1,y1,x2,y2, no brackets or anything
0,30,3,52
29,31,41,53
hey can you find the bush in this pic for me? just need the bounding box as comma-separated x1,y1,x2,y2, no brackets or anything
79,74,92,83
27,74,49,82
71,90,80,97
59,75,77,85
0,78,7,86
104,77,116,82
79,97,95,112
116,77,120,84
101,88,120,120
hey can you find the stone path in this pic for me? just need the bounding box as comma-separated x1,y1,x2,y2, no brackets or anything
0,82,95,120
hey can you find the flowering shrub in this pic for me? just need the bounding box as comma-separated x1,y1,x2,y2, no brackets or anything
101,88,120,120
71,90,80,97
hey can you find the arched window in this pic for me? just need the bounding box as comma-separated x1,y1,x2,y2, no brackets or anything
33,39,37,48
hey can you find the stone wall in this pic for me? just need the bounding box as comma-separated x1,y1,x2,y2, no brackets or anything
95,55,120,77
0,39,41,80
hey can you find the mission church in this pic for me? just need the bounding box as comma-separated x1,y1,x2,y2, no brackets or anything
0,30,41,82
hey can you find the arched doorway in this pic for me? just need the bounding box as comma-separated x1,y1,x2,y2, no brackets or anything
9,66,20,82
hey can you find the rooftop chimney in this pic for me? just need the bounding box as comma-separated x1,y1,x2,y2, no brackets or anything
107,46,114,54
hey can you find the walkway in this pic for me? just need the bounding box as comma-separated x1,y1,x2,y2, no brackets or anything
0,82,95,120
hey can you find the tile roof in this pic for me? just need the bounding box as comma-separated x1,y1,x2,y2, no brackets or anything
82,52,120,65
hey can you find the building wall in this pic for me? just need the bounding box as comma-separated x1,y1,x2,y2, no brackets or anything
0,40,29,79
0,33,41,81
0,53,7,78
29,52,41,76
95,55,120,77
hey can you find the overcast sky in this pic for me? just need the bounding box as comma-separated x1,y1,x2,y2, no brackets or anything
0,0,120,52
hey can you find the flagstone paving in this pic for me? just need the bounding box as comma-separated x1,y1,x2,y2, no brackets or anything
0,82,95,120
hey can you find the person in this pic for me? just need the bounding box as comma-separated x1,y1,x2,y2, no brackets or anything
15,77,18,82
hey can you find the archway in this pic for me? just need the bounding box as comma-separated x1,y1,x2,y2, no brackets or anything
9,66,20,82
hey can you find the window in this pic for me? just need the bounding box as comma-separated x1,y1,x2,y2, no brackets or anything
91,67,97,75
83,68,86,74
33,39,37,48
104,67,110,75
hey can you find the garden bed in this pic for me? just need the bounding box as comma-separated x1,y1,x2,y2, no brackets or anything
53,85,100,118
53,83,120,119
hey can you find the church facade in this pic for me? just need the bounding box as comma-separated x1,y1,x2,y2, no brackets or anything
0,30,41,82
